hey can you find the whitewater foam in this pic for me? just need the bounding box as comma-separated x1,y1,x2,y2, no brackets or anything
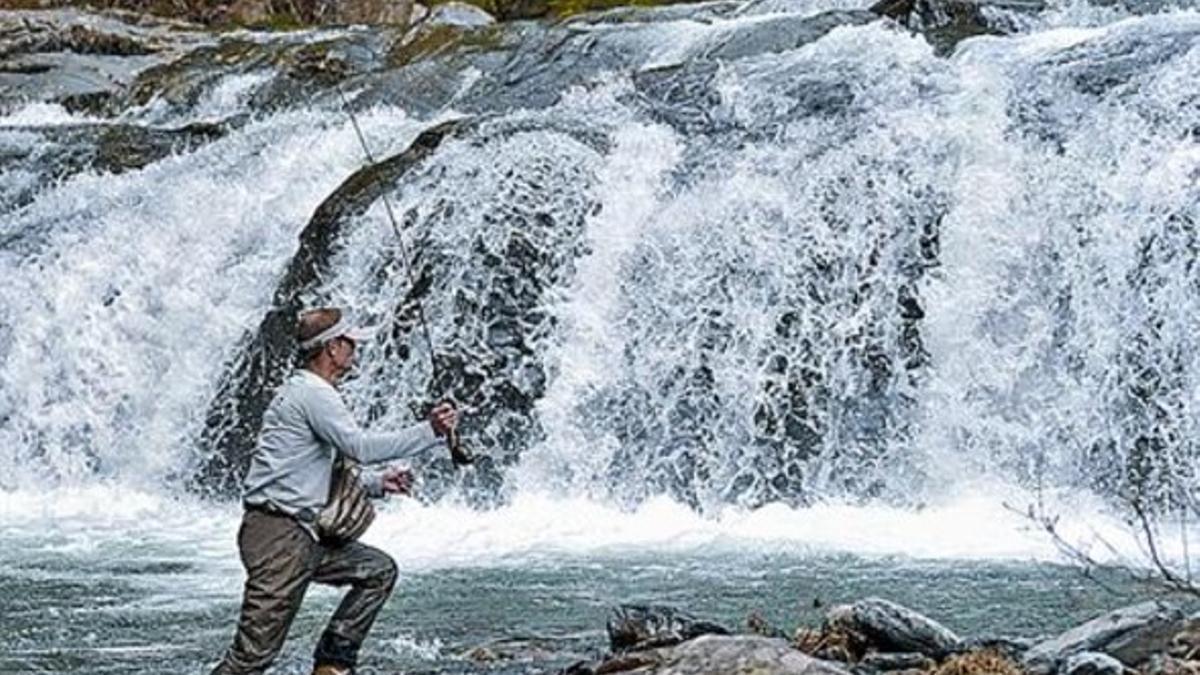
0,482,1161,573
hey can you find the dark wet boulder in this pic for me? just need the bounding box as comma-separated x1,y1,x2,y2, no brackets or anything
629,61,725,135
1063,651,1125,675
607,604,731,652
826,598,961,659
194,114,602,501
462,633,585,663
870,0,1045,55
0,121,225,218
0,9,207,113
1022,601,1186,674
194,118,474,497
114,27,405,119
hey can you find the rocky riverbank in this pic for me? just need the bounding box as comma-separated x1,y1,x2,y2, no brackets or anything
553,598,1200,675
0,0,1046,119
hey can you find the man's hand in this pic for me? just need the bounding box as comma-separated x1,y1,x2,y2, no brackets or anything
430,401,459,437
380,466,414,496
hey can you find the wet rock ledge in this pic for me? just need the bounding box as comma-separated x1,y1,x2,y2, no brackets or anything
556,599,1200,675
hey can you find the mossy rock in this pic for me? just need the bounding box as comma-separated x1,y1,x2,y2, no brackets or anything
423,0,710,21
386,21,509,67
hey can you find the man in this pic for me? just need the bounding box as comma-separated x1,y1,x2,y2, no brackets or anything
211,307,458,675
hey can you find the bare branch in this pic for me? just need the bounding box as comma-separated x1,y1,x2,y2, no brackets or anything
1130,499,1200,599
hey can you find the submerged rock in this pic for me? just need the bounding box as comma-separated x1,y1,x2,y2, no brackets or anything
608,604,731,652
0,120,225,219
1022,601,1186,674
461,634,582,663
826,598,962,659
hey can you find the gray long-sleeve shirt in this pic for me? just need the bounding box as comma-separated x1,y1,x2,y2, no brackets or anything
242,369,441,520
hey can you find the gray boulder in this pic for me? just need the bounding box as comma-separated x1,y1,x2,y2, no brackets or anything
608,604,731,652
1062,651,1125,675
859,651,936,671
568,635,852,675
826,598,961,659
423,2,496,27
1022,601,1185,674
652,634,859,667
656,635,852,675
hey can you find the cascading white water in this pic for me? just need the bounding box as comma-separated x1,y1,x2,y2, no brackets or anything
1,1,1198,562
921,16,1200,501
0,106,429,490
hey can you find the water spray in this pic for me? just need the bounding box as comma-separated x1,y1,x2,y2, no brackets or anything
337,90,474,467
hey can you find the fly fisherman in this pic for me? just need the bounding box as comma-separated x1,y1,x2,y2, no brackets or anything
211,306,459,675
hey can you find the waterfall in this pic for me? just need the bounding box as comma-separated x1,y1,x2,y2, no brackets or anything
1,0,1198,517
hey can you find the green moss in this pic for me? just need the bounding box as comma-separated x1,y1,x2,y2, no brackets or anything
387,24,467,66
547,0,677,18
231,12,309,31
387,22,509,66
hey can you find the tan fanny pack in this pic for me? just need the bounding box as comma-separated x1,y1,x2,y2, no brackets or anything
316,457,375,544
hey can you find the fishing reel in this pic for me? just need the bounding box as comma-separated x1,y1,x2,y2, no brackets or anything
447,426,474,467
438,399,475,467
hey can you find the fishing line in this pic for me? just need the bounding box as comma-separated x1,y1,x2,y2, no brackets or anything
337,88,473,465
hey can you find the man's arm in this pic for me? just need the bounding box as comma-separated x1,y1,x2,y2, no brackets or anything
304,384,440,464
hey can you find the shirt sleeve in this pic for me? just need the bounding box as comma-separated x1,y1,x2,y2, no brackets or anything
302,381,441,465
360,468,387,499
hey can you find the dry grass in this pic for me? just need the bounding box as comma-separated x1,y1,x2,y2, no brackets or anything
931,649,1023,675
793,624,868,663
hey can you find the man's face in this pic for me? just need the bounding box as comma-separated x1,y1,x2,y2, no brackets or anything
329,336,357,374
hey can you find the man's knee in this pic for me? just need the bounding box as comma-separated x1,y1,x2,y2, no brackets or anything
345,544,398,590
372,552,398,591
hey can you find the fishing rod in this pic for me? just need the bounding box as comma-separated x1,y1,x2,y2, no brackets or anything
337,89,474,467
